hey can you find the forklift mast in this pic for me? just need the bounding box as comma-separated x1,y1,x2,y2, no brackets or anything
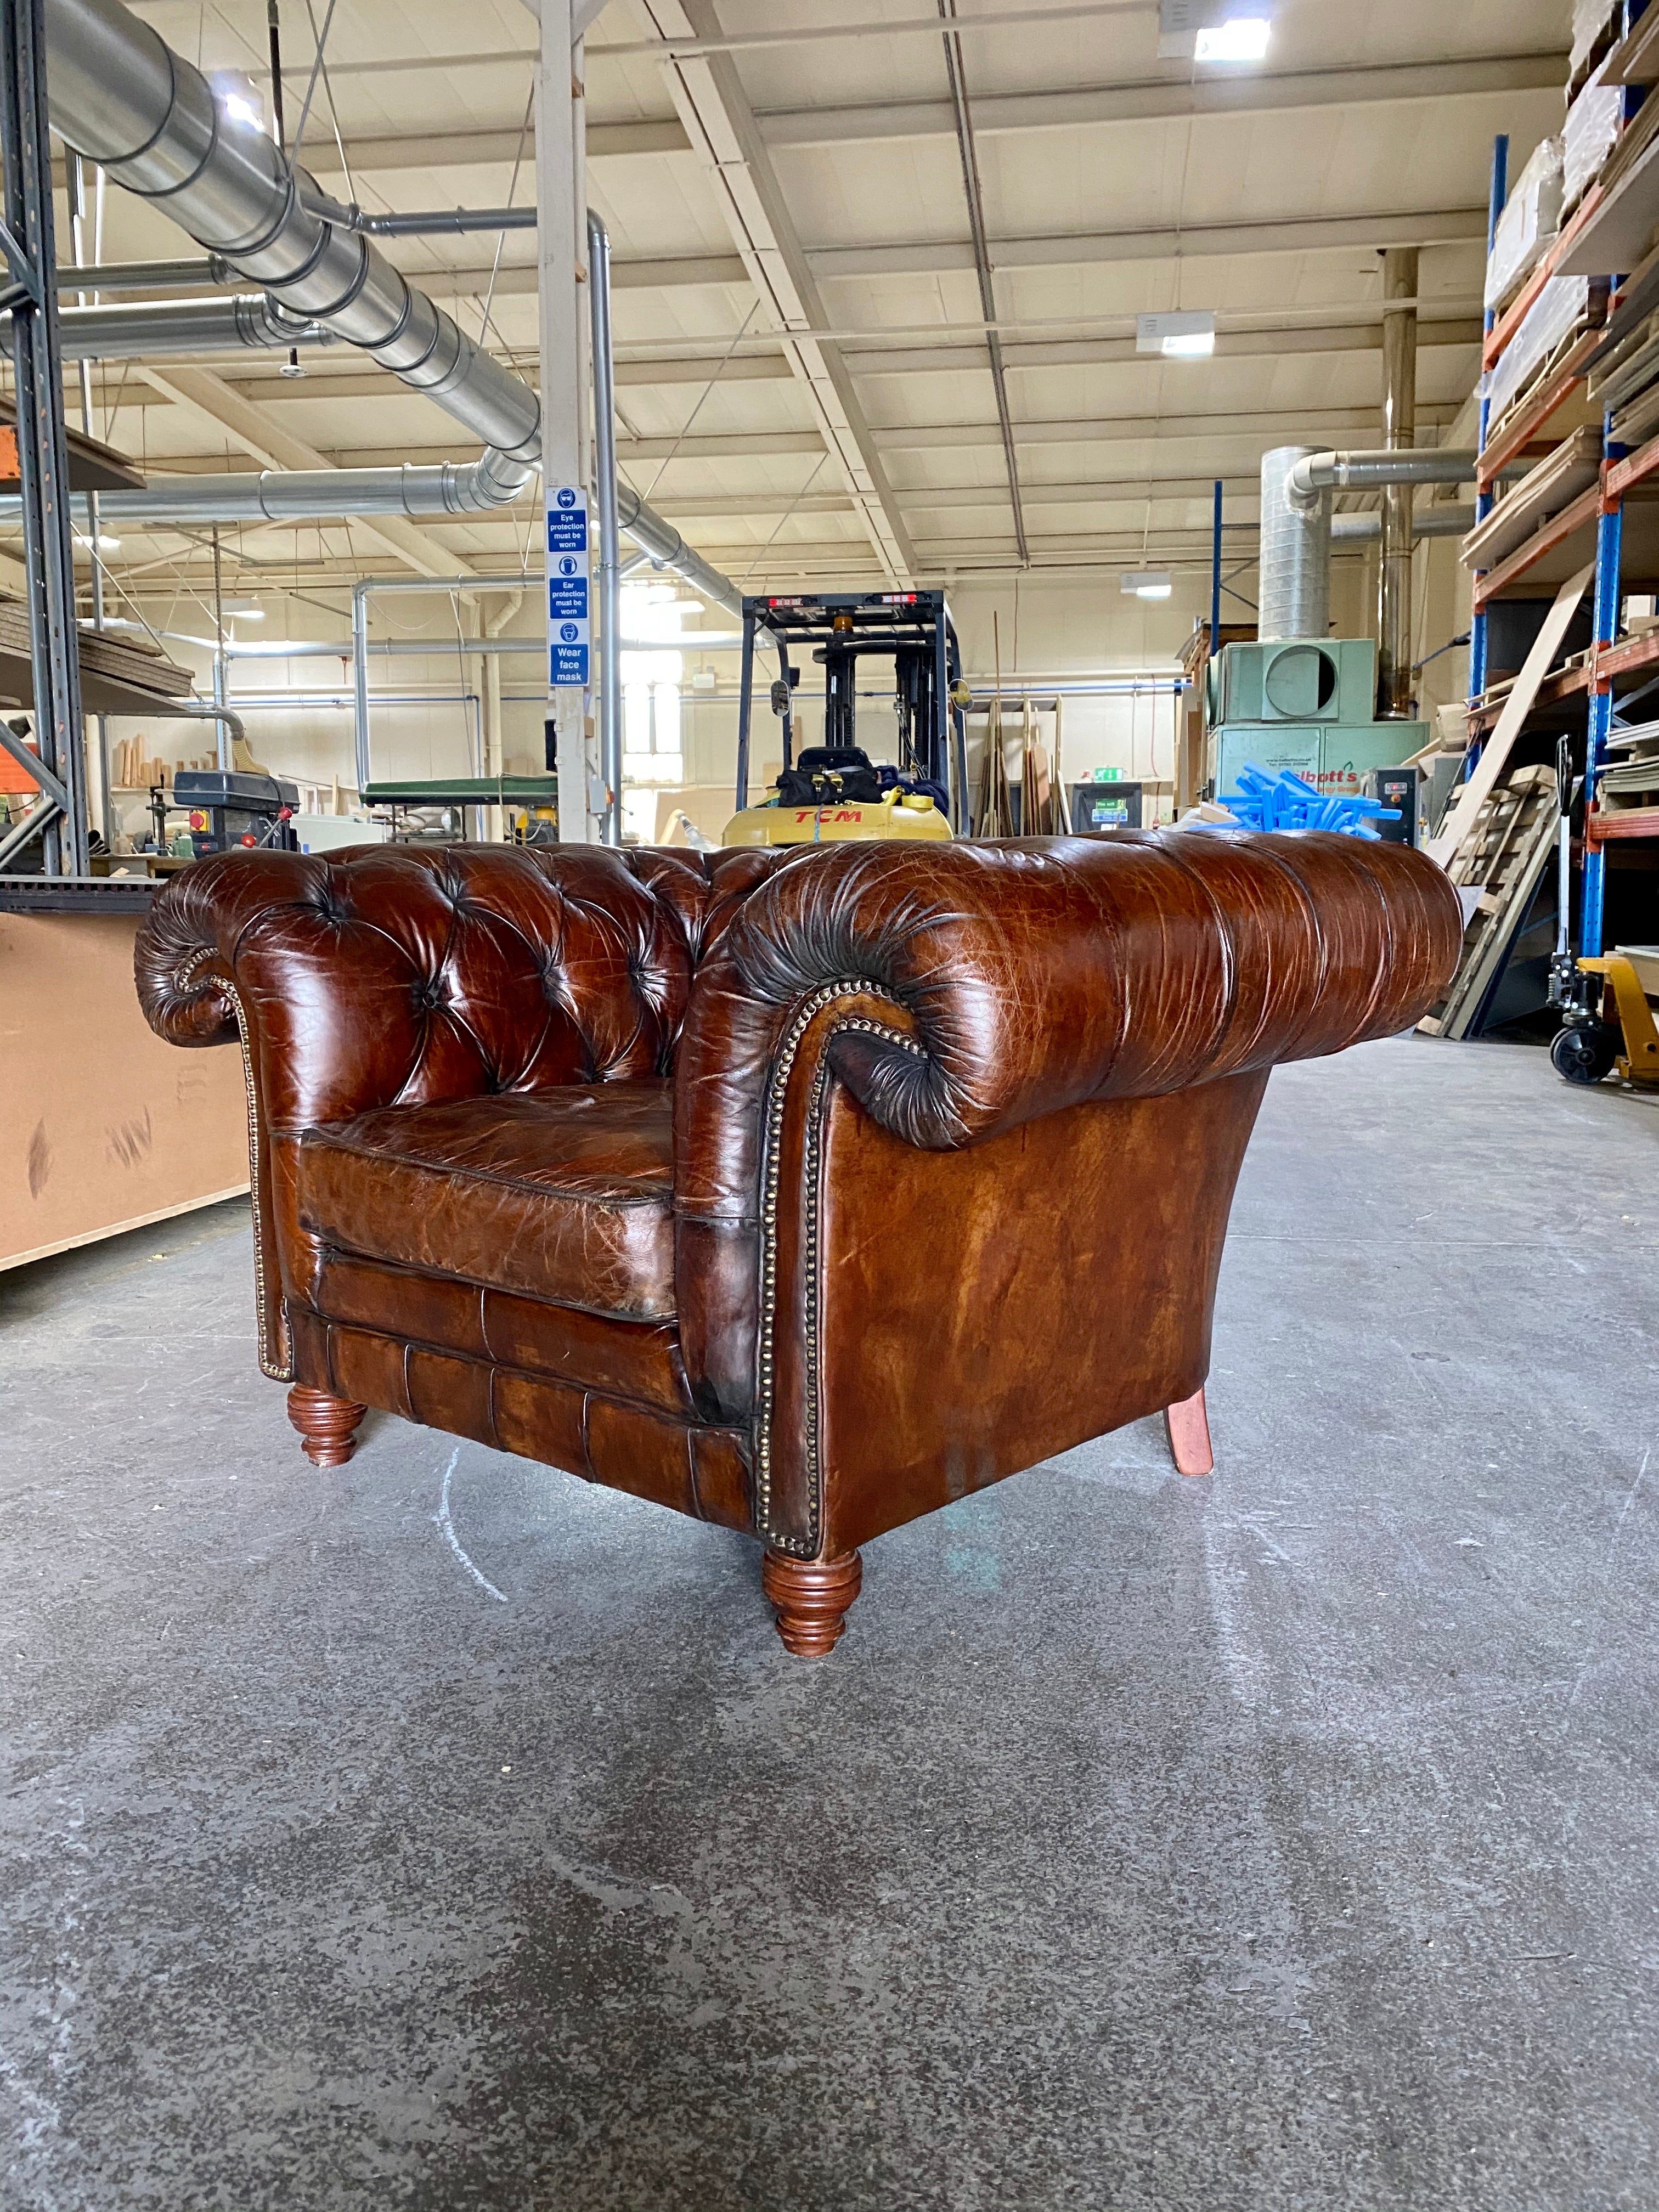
733,590,970,831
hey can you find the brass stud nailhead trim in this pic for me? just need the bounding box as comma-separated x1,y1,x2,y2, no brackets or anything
176,949,294,1384
754,986,923,1556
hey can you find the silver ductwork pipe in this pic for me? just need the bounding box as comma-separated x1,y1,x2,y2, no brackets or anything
168,699,246,771
354,206,537,238
617,484,743,619
1331,507,1475,542
43,0,539,469
57,253,228,291
1285,448,1477,506
45,293,337,360
42,0,743,604
1258,447,1330,642
2,453,537,525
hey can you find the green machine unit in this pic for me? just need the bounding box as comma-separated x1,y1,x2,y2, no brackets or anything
1206,637,1427,799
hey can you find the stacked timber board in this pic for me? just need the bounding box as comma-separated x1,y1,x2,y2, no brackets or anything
0,598,196,721
1419,764,1562,1040
1596,718,1659,817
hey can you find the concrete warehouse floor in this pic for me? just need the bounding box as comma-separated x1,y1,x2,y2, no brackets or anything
2,1034,1656,2212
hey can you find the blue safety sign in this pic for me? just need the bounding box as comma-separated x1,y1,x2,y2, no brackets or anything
547,487,588,555
546,489,590,687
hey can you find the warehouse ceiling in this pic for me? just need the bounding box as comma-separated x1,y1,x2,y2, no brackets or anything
50,0,1566,596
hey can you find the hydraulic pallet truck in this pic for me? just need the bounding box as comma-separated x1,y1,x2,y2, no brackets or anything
1548,735,1659,1087
724,591,971,845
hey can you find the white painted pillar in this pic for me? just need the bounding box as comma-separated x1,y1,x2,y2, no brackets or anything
537,0,597,840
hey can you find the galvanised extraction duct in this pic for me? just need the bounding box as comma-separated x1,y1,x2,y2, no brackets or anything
1258,447,1332,642
39,0,743,606
43,0,538,486
1331,507,1474,541
46,294,338,359
1286,448,1476,502
618,484,743,618
1260,443,1480,640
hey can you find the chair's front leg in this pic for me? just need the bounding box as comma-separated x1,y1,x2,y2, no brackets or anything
287,1385,368,1469
1164,1387,1214,1477
762,1548,863,1656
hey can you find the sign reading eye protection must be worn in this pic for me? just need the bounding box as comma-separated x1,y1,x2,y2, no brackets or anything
546,489,590,686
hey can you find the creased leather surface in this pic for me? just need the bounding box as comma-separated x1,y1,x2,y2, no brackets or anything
672,829,1460,1419
134,843,785,1354
308,1251,693,1414
288,1305,752,1533
137,831,1460,1553
298,1086,675,1319
810,1073,1267,1554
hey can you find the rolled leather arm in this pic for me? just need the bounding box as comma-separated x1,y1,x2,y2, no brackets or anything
674,829,1461,1226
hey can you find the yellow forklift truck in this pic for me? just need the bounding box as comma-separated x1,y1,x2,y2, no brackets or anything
723,591,969,846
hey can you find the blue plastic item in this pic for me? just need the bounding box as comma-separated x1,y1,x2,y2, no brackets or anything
1214,761,1401,839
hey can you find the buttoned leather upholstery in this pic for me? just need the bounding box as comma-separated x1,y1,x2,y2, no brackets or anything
297,1085,676,1318
136,831,1461,1560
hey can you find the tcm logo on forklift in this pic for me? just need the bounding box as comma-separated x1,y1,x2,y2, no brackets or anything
795,808,865,823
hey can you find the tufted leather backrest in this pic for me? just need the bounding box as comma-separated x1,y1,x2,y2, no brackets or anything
137,841,785,1135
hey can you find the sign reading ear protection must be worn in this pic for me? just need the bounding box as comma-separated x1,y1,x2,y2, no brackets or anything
546,488,590,688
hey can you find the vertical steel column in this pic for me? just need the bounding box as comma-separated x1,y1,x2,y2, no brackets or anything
539,0,595,842
1,0,89,872
1378,245,1420,718
1468,133,1509,713
586,210,622,847
70,150,112,850
352,583,373,792
1581,424,1623,960
1209,478,1222,654
734,612,756,811
932,601,948,800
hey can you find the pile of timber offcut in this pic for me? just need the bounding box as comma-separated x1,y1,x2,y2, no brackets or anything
1419,762,1563,1039
0,596,195,712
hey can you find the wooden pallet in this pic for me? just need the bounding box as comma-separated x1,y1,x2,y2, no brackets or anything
1419,764,1562,1039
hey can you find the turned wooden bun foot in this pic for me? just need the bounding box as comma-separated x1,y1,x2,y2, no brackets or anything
762,1548,863,1656
287,1384,367,1469
1165,1385,1214,1478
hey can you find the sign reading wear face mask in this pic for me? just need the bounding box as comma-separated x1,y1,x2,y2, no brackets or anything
546,488,590,687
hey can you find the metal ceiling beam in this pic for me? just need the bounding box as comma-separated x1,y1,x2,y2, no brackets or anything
936,0,1025,565
756,52,1567,147
154,419,1460,476
302,119,690,174
809,207,1489,280
137,366,477,578
361,252,748,298
638,0,914,580
847,317,1485,377
871,406,1462,451
381,215,1477,298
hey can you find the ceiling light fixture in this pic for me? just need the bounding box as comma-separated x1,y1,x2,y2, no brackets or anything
1136,310,1216,358
1195,17,1271,60
74,531,120,551
1158,0,1273,62
1121,571,1173,600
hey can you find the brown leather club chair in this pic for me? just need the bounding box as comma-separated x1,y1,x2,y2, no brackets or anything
136,832,1459,1654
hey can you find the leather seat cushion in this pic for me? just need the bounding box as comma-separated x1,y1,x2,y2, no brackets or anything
297,1084,675,1319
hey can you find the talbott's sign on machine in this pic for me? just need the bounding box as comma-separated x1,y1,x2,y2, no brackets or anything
546,487,590,688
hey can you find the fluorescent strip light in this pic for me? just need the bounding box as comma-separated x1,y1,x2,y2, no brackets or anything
1136,310,1216,358
1121,571,1173,600
1195,16,1271,59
